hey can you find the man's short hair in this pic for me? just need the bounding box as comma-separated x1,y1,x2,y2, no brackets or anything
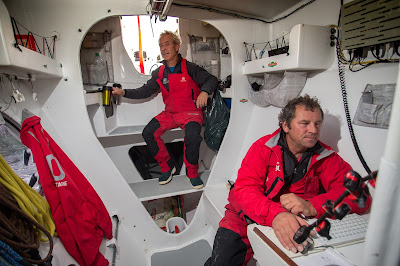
278,94,324,128
159,30,181,46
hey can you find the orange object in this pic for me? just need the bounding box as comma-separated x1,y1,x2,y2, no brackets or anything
15,34,36,51
137,16,145,74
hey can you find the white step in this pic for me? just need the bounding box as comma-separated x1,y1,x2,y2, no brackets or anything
129,170,210,201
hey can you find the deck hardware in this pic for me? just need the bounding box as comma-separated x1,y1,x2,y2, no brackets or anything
27,74,37,101
106,214,120,266
51,31,60,40
7,76,25,102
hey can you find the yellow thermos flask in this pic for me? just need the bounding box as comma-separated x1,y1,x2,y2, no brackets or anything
102,86,112,106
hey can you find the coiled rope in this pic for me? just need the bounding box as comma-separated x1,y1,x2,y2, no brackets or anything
0,154,55,239
0,154,54,264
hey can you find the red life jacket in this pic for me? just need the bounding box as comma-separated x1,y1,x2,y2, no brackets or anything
156,59,202,113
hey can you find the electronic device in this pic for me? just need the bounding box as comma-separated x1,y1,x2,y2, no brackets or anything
312,213,368,247
251,213,368,259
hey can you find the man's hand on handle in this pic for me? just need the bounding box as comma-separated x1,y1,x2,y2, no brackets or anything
272,212,310,254
112,86,125,96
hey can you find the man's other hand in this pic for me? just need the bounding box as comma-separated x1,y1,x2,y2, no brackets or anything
280,193,317,217
112,86,125,96
196,91,208,108
272,212,309,254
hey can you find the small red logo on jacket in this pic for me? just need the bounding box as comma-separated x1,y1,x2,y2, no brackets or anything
275,162,281,172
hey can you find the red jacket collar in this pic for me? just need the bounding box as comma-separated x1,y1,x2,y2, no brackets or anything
264,128,335,162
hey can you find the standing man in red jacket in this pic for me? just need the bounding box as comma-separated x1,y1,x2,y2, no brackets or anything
205,95,371,265
112,31,218,189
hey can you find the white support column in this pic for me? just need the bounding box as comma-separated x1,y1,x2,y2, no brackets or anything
363,66,400,266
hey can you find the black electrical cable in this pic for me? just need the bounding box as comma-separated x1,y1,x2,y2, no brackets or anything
395,42,400,57
0,76,14,112
335,0,370,174
389,42,398,59
349,61,375,72
172,0,317,24
336,36,371,174
371,45,382,60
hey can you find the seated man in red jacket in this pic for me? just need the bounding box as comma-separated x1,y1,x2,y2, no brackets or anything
205,94,371,265
112,31,218,189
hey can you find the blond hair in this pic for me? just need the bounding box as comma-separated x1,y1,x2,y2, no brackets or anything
159,30,181,46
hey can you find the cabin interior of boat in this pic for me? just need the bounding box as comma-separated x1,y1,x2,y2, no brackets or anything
0,0,399,265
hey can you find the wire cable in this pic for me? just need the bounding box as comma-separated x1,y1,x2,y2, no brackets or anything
0,76,13,112
11,17,56,58
335,0,370,174
172,0,317,24
10,18,54,40
335,34,371,174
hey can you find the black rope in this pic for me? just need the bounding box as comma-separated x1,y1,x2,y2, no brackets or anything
0,182,53,265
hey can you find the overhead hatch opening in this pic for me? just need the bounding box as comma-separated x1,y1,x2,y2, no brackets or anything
120,15,179,75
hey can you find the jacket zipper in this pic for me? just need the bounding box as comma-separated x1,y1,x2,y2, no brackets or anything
265,176,281,197
192,89,196,107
